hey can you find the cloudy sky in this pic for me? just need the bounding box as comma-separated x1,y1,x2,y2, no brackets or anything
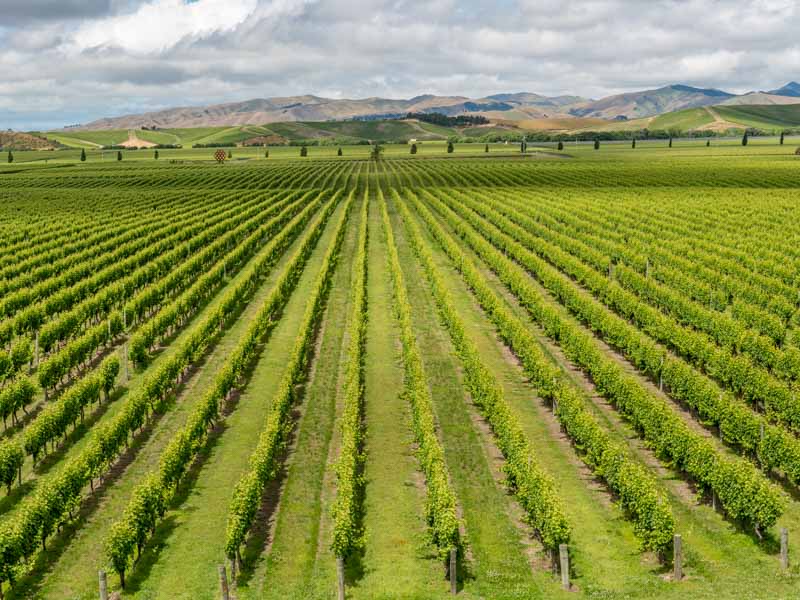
2,0,798,130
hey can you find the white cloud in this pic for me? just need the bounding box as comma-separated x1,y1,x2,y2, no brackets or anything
72,0,258,54
2,0,800,129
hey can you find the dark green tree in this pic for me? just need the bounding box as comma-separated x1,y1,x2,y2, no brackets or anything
484,143,489,153
742,131,749,146
337,147,343,156
370,144,383,161
117,151,122,161
594,139,600,150
632,138,636,149
780,131,785,145
447,141,454,153
410,143,418,155
557,141,564,151
300,145,308,157
80,148,87,162
154,150,159,160
265,149,269,158
707,139,711,147
668,136,673,148
227,150,233,159
6,151,12,164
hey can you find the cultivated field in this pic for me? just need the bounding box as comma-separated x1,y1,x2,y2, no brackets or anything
0,144,799,599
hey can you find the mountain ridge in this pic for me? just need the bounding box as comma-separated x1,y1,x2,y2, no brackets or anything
70,82,800,131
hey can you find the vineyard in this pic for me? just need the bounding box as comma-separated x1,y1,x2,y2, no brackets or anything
0,146,799,599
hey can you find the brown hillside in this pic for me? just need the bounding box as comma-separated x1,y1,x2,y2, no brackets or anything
0,132,58,151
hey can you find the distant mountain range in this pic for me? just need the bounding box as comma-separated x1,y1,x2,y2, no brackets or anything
71,82,800,130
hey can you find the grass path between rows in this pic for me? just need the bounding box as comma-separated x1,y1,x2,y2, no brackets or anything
121,198,350,599
252,195,360,599
390,196,553,599
343,192,444,599
396,193,664,597
17,198,328,600
423,190,800,599
0,192,284,516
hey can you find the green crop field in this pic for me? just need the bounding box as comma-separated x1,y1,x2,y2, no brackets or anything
648,107,716,131
1,142,800,600
44,130,131,148
715,105,800,131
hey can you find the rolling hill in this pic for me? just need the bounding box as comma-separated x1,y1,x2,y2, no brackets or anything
568,85,734,119
56,82,800,132
0,131,59,150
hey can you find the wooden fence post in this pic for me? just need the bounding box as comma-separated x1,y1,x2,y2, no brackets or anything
450,548,457,595
559,544,570,590
229,556,237,583
673,534,682,581
218,564,229,600
99,569,108,600
781,528,789,570
124,343,130,381
337,556,345,600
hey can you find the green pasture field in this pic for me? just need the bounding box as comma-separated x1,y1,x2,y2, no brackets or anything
0,144,799,599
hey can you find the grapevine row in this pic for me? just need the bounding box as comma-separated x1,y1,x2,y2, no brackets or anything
223,192,353,564
422,190,785,534
0,194,329,589
449,190,800,484
105,191,348,587
404,190,675,554
380,190,461,561
394,191,572,552
330,191,369,559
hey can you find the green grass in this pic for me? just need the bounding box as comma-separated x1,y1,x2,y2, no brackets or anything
420,187,800,599
264,122,340,142
45,130,130,147
158,127,231,145
390,197,563,599
192,127,265,146
122,199,350,600
252,198,359,599
649,107,715,131
135,130,182,145
341,193,446,599
4,145,800,599
715,104,800,130
16,201,322,600
413,121,458,138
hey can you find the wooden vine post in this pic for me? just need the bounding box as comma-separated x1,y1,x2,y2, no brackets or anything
218,564,229,600
673,534,682,581
559,544,570,590
337,556,345,600
781,528,789,570
450,548,458,595
99,569,108,600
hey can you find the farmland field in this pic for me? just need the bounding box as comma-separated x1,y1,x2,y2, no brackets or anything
1,143,800,600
